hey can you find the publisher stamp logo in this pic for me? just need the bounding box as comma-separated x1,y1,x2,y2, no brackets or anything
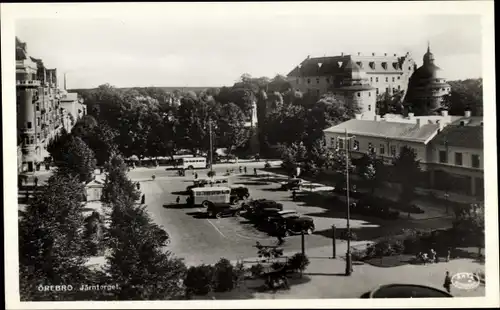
451,272,481,290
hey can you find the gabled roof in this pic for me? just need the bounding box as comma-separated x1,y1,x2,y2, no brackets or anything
431,124,483,149
86,177,105,187
324,119,440,143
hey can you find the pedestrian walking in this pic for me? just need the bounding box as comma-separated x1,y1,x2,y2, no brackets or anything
430,248,437,263
34,176,38,188
446,249,451,262
194,172,198,179
239,166,242,173
443,271,452,293
254,168,257,176
292,190,296,201
152,174,156,181
176,196,180,204
244,166,247,174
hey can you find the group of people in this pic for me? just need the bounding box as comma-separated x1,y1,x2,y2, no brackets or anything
417,248,452,265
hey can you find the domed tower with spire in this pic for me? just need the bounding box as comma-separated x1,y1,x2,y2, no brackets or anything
404,42,451,115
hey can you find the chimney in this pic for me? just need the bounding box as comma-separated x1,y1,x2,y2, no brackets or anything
372,52,375,56
64,73,67,90
464,110,471,118
441,110,448,117
408,112,415,119
384,53,387,56
341,52,344,56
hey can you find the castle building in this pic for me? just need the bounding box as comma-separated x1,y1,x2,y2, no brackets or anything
286,52,416,99
404,44,451,115
16,37,67,172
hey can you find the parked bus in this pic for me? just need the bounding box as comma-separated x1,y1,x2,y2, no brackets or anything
180,157,208,170
188,186,231,208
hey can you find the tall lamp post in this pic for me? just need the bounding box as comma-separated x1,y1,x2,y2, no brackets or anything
343,128,356,276
209,118,214,173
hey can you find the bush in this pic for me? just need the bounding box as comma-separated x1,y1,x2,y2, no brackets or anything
250,263,264,278
184,264,215,296
213,258,235,292
374,240,396,257
271,261,286,271
287,253,310,273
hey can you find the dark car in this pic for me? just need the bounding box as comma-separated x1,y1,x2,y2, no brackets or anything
242,199,284,213
280,179,303,191
355,197,400,220
269,214,315,236
230,186,250,204
207,203,242,219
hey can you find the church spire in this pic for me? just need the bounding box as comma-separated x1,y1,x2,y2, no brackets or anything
427,41,430,53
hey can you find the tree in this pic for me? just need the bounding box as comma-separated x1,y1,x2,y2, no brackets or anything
278,142,308,176
52,136,97,183
358,153,385,194
103,155,187,300
376,90,405,115
393,146,421,216
444,79,483,116
329,149,354,189
453,203,485,255
19,173,90,300
215,103,249,155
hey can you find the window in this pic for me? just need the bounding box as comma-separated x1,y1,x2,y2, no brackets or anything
36,103,40,111
353,140,360,151
408,66,411,70
316,78,320,84
326,78,330,83
29,135,34,144
398,76,401,80
36,133,40,140
330,137,335,147
439,150,447,163
380,144,385,155
368,143,374,154
385,77,389,82
27,122,32,129
471,154,480,168
455,152,463,166
307,79,311,84
376,77,379,82
392,77,395,82
357,92,361,97
368,105,372,111
36,118,40,126
390,145,396,157
376,88,379,95
398,85,401,90
338,138,344,150
368,92,371,97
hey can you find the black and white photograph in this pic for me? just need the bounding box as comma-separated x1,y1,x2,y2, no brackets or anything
2,1,498,309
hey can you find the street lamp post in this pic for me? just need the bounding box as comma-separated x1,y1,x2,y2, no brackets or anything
209,119,213,173
343,128,355,276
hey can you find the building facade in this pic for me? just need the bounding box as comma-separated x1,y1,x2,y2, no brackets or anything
60,90,86,132
16,37,69,172
287,52,416,98
323,110,483,197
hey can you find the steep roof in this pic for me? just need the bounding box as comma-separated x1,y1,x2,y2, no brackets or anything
431,124,483,149
324,119,440,143
288,54,409,77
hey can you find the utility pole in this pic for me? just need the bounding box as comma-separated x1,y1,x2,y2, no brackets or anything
209,119,213,172
345,128,354,276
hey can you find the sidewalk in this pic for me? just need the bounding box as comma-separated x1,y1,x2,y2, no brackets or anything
235,243,485,299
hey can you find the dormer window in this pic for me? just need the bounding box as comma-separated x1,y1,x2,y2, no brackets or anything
382,62,387,70
460,121,465,126
369,62,375,69
356,62,363,68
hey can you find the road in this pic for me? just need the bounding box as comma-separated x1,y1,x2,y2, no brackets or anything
127,162,429,266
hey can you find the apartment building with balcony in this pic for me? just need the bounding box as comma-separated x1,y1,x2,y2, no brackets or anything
16,37,64,172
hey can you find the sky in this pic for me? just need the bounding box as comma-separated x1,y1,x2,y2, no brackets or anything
13,3,483,89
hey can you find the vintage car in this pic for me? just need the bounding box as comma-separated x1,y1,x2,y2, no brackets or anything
230,185,250,204
268,214,316,236
279,178,306,191
206,203,242,219
241,199,284,213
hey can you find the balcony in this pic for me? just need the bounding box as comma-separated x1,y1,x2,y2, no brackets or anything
17,80,41,87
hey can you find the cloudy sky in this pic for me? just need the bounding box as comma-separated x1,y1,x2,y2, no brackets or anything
13,3,483,89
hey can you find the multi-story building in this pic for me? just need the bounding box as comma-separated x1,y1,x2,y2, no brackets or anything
60,90,86,132
287,52,416,98
323,110,483,197
16,37,66,172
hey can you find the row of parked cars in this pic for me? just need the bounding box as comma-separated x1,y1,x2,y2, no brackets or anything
206,198,315,236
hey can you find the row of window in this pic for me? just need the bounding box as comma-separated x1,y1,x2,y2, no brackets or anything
329,137,415,157
193,190,230,196
297,75,403,85
439,151,480,168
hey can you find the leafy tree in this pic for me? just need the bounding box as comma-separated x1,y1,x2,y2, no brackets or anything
215,103,249,155
444,79,483,116
278,142,308,176
103,155,187,300
19,173,90,301
329,149,354,190
376,90,405,115
393,146,421,216
358,153,385,194
453,203,484,255
101,155,140,204
51,135,97,183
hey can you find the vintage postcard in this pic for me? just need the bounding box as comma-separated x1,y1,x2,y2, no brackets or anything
2,1,498,309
